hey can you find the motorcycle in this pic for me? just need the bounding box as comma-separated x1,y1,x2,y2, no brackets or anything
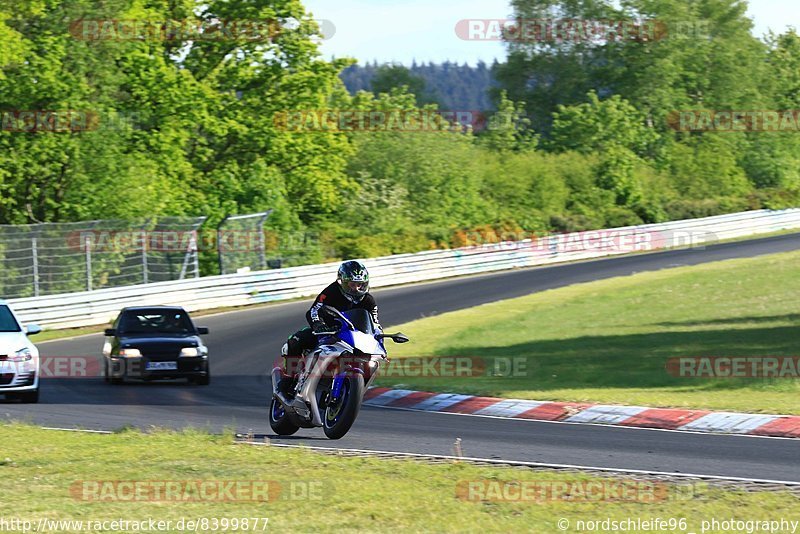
270,305,409,440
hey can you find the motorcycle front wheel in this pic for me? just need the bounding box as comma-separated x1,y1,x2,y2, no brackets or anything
323,372,365,440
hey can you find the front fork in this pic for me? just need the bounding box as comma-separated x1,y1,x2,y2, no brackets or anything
330,373,346,402
294,349,342,426
293,352,319,396
294,351,384,425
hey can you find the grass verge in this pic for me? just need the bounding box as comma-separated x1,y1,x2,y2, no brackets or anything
380,250,800,414
1,424,796,533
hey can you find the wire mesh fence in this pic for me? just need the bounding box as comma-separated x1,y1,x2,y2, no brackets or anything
215,211,323,275
0,217,206,298
216,211,273,275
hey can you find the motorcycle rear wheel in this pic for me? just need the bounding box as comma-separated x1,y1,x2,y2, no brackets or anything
269,395,300,436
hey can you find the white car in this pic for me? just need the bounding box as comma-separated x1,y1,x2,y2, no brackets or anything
0,300,41,403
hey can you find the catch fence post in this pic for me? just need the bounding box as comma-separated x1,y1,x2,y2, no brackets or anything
31,237,39,297
85,235,93,291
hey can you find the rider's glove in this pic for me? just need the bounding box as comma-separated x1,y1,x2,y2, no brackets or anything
312,320,331,334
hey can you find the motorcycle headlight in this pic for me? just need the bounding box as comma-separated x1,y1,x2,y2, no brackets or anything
10,348,32,362
180,347,205,357
118,348,141,358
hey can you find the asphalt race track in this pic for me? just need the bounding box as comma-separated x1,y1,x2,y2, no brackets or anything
4,233,800,481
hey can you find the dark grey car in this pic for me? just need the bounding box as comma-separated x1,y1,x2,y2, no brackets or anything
103,306,210,385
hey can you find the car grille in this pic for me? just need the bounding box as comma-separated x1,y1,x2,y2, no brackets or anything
17,371,35,387
144,351,180,361
0,371,35,387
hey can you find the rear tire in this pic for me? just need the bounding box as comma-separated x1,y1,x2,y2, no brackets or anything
269,396,300,436
323,373,365,440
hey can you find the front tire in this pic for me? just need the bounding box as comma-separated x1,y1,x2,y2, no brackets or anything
323,373,365,440
107,359,124,384
269,396,299,436
191,370,210,386
20,388,39,403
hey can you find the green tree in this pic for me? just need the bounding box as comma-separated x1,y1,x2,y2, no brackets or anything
476,91,538,152
371,64,437,106
0,0,353,229
741,30,800,191
549,92,658,157
549,92,659,209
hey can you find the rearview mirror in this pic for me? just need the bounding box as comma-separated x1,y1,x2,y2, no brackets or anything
392,333,410,344
104,328,116,337
197,327,209,335
377,333,410,344
25,324,42,336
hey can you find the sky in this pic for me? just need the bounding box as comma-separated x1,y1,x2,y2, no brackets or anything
303,0,799,66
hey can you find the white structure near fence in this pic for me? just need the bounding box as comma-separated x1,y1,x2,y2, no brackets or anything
7,208,800,330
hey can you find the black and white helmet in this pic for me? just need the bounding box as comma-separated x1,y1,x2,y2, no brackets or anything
337,260,369,303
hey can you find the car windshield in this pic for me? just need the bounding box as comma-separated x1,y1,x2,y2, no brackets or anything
118,310,195,335
0,306,21,333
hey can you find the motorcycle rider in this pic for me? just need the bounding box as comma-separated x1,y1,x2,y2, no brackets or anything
284,260,381,364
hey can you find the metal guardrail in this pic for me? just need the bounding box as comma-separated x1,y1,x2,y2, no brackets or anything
7,209,800,330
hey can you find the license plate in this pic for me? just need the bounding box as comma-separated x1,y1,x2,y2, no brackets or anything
146,361,178,371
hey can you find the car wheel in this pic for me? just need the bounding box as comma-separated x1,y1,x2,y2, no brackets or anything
194,372,210,386
106,359,124,384
20,388,39,403
103,359,110,383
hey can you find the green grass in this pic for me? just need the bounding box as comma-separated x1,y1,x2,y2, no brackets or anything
380,250,800,414
33,325,107,343
1,424,796,533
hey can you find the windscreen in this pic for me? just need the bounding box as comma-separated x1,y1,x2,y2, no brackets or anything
0,306,22,333
118,310,194,335
343,308,376,335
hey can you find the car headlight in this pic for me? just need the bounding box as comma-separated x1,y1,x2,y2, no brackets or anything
10,348,32,362
179,347,204,357
118,348,141,358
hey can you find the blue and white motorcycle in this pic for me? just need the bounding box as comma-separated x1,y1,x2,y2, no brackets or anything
270,305,409,440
